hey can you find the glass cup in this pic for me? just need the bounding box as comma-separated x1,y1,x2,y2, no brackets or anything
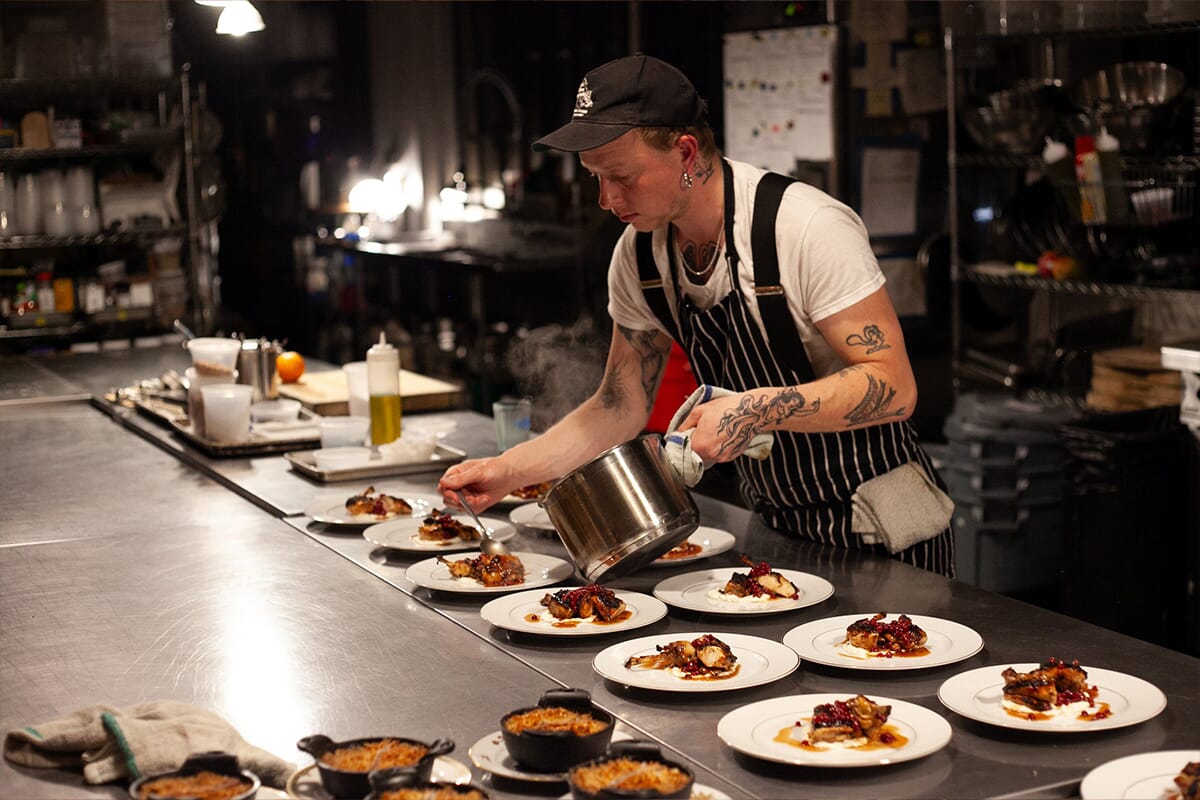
342,361,370,419
186,337,242,378
185,366,238,439
200,384,253,443
493,397,532,452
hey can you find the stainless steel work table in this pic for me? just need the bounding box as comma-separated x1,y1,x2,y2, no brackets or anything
3,353,1200,799
0,400,694,800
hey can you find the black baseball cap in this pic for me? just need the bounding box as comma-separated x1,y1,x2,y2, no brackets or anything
532,54,707,153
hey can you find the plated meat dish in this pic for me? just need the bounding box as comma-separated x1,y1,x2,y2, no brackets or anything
540,584,627,621
345,486,412,518
843,613,928,656
1001,658,1104,719
136,771,252,800
810,695,892,744
624,634,738,679
786,695,900,751
1176,762,1200,800
658,539,702,560
719,554,798,600
417,512,480,543
512,481,553,500
437,553,525,587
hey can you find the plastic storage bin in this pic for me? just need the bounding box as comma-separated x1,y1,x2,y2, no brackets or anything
1060,406,1194,650
942,393,1078,595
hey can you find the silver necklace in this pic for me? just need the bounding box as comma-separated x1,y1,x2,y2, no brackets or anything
681,223,724,281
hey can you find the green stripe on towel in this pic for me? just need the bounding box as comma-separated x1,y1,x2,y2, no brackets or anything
22,726,42,740
100,711,140,780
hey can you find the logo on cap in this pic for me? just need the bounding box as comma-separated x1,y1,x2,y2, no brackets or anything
572,78,593,118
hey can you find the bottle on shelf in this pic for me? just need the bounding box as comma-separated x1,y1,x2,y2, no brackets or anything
1095,126,1132,224
1042,136,1080,223
34,271,55,313
366,332,402,446
1074,135,1107,224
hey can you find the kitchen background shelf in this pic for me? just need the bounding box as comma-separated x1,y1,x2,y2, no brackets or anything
944,16,1200,400
0,226,189,250
963,263,1200,301
0,65,219,351
0,138,182,164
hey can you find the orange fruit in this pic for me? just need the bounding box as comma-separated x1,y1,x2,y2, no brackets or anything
276,351,305,383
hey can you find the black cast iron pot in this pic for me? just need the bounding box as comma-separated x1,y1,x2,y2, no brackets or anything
296,734,453,799
365,765,490,800
568,740,694,800
127,751,260,800
500,687,615,773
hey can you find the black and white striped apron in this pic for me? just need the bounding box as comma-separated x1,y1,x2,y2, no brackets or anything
637,160,954,576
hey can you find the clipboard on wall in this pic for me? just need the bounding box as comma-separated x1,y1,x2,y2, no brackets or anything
855,136,922,239
722,26,838,176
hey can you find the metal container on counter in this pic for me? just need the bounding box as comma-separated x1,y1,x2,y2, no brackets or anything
237,337,282,402
542,434,698,582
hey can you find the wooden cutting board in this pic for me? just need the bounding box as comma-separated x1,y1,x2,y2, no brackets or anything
279,368,465,415
1088,346,1182,412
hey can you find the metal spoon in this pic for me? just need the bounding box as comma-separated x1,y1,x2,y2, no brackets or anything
455,489,510,556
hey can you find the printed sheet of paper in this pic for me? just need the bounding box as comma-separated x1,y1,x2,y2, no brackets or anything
860,147,920,236
723,26,837,171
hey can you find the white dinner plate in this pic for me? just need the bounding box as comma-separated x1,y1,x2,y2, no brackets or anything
652,567,833,615
717,693,952,767
782,613,984,671
406,551,575,594
509,501,556,531
285,757,471,799
305,493,442,527
468,729,634,784
480,588,667,636
593,631,799,693
1080,750,1200,800
646,527,737,568
937,663,1168,732
363,514,516,552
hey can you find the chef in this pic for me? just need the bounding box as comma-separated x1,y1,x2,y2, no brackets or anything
440,54,954,575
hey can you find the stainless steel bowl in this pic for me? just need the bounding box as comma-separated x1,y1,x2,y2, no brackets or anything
961,79,1063,154
1072,62,1186,109
542,435,698,582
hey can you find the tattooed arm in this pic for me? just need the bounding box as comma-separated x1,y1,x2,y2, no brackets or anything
439,323,671,509
677,287,917,463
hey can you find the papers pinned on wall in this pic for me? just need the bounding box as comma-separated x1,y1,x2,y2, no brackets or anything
723,26,837,173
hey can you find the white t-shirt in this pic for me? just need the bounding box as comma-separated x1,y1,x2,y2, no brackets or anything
607,159,885,379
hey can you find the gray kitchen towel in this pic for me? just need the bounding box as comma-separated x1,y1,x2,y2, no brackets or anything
665,384,774,487
3,700,294,787
851,462,955,554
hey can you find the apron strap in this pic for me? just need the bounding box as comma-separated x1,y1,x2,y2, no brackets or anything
635,231,682,342
750,172,816,383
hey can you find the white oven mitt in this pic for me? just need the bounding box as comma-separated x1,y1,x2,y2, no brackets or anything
851,462,954,554
3,701,295,787
664,385,775,487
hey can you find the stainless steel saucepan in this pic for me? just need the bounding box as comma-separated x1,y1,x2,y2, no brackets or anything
541,434,698,582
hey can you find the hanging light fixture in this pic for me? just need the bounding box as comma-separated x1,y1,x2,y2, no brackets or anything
215,1,264,35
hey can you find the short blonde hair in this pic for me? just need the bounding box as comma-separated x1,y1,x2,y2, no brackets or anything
637,125,719,159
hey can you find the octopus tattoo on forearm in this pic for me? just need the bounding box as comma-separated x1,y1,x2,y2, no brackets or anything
714,388,820,457
617,325,666,413
845,324,891,355
843,374,906,425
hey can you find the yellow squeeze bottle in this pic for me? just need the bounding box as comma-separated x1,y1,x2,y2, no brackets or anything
366,333,402,445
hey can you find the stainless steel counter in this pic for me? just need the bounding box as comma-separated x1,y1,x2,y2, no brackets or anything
3,353,1199,800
